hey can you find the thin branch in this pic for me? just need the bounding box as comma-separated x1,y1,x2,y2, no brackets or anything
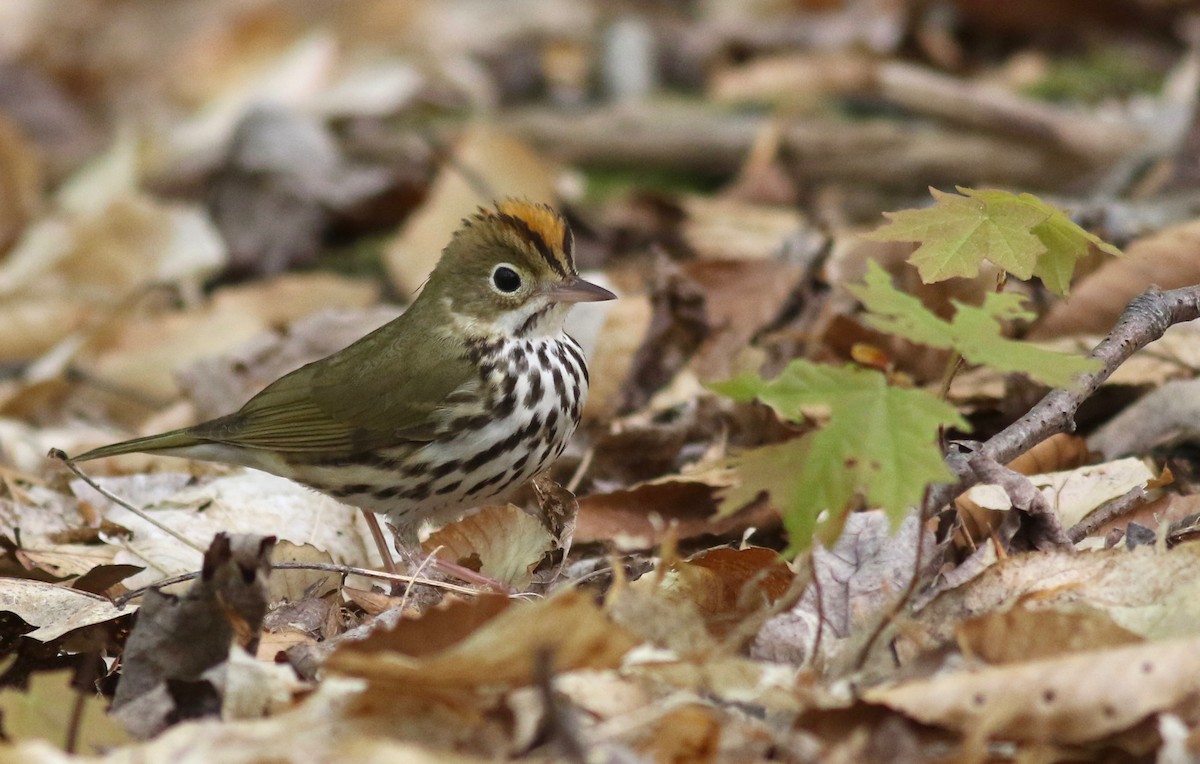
50,449,206,554
808,551,824,666
854,487,932,671
113,560,481,607
1067,485,1149,544
927,285,1200,513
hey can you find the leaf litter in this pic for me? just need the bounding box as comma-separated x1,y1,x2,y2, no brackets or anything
2,2,1200,762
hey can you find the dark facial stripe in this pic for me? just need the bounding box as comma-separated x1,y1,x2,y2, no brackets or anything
562,225,574,264
498,213,568,277
516,305,553,337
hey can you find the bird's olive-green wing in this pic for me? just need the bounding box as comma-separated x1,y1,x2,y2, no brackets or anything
192,323,478,456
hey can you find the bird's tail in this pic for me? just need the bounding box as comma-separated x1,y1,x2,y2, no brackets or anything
70,428,206,462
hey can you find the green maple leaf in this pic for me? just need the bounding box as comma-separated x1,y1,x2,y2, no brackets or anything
848,261,1100,388
1030,210,1122,295
864,187,1121,294
712,362,966,552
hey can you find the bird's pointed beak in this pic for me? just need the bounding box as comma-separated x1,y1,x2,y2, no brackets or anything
546,276,617,304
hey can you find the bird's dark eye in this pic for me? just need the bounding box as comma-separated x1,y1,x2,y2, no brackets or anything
492,265,522,293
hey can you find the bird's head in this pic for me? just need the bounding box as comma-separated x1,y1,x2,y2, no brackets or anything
425,199,616,338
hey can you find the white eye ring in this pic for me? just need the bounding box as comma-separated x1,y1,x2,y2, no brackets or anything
490,263,523,294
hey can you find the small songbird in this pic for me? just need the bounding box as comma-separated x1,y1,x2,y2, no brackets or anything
71,200,615,565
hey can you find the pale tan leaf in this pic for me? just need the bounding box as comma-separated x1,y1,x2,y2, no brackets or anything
383,125,558,295
424,504,554,590
865,636,1200,744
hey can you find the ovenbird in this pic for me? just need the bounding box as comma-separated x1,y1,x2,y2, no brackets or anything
71,200,615,564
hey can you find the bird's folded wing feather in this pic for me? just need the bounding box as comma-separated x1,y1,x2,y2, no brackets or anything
192,328,479,456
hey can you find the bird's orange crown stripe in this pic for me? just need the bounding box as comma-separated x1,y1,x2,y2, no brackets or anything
488,199,574,275
495,199,565,247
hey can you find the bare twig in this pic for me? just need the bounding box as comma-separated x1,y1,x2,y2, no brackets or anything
927,286,1200,513
1067,485,1150,544
361,510,399,577
854,489,931,671
565,447,594,494
50,449,206,554
113,560,481,607
808,551,825,666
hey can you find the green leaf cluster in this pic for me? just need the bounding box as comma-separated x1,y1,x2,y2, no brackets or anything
712,362,966,552
863,186,1121,295
847,260,1100,388
711,187,1118,554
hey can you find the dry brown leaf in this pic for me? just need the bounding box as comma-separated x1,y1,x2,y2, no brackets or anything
112,534,274,738
0,578,130,642
1032,217,1200,339
753,512,932,666
956,599,1142,664
864,636,1200,745
268,541,338,604
577,467,778,550
0,114,43,252
909,542,1200,659
634,703,722,762
423,504,554,590
327,589,636,694
383,125,558,295
69,471,379,589
684,259,806,382
582,293,653,422
656,546,794,639
336,594,510,660
1005,433,1091,476
679,196,806,261
960,457,1156,530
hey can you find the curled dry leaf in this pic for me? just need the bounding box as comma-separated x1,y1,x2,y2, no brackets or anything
959,456,1157,533
864,636,1200,745
909,542,1200,658
423,504,554,590
113,533,275,738
328,589,637,695
0,578,130,643
577,466,778,550
654,546,794,640
1004,432,1090,476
